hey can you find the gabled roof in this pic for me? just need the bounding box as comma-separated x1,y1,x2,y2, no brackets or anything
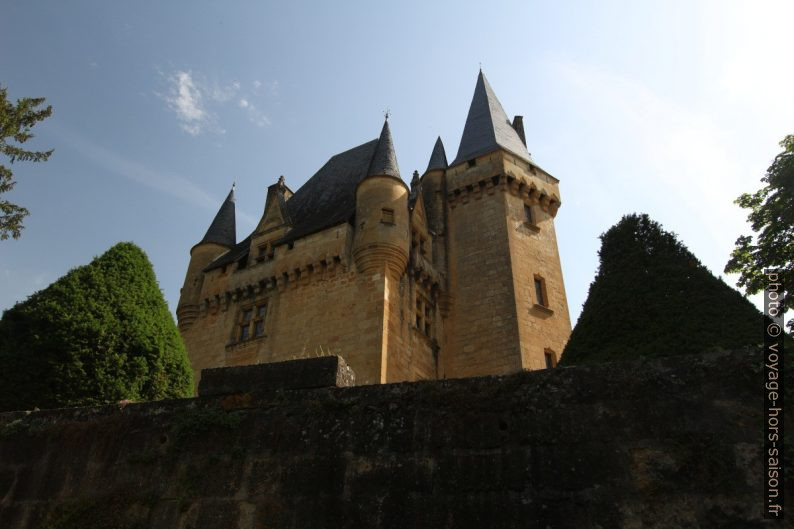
205,139,381,271
255,176,293,234
451,71,532,167
367,119,400,179
426,136,448,172
198,186,236,248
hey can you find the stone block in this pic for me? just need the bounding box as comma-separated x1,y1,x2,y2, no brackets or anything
198,355,355,396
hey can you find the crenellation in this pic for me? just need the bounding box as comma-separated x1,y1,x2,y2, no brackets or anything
177,72,571,386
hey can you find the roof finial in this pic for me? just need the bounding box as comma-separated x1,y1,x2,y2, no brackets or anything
479,61,482,72
383,108,390,121
232,181,236,191
277,175,285,187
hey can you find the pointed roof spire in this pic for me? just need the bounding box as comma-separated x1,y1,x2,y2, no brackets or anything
199,185,236,248
426,136,448,172
451,71,532,167
367,118,400,179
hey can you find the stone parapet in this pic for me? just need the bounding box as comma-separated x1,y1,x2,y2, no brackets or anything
198,355,355,396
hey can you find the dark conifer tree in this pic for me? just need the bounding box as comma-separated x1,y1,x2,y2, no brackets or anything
560,213,767,365
0,242,193,411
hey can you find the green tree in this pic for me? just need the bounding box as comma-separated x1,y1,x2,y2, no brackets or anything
0,242,194,411
560,213,766,366
0,85,53,240
725,135,793,331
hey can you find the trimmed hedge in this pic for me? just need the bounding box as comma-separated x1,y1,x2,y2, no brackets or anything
561,214,767,366
0,242,193,411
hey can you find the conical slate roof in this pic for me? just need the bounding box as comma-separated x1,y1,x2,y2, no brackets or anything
426,136,448,172
199,186,236,248
367,119,400,179
205,120,407,271
451,71,531,166
205,140,380,271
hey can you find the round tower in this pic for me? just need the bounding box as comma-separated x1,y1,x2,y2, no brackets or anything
353,120,409,277
176,185,236,331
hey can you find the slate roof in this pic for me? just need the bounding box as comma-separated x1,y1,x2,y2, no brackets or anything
426,136,448,172
367,120,400,179
204,138,381,271
451,71,532,167
198,186,236,248
280,138,380,244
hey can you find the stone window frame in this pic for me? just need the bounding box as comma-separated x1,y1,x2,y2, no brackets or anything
544,348,557,369
414,290,434,338
237,302,268,343
532,274,553,315
381,208,395,225
255,243,273,263
523,201,540,233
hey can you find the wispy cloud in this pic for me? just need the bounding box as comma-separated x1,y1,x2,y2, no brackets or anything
238,97,271,127
158,70,275,136
51,124,258,226
161,71,212,135
209,80,241,103
552,60,749,248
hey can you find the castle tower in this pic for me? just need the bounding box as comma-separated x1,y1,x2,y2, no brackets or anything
442,71,571,377
175,73,570,387
352,119,411,382
421,137,449,258
352,119,410,277
176,185,236,332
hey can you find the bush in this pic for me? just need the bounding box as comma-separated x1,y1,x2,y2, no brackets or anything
0,242,193,411
560,214,767,366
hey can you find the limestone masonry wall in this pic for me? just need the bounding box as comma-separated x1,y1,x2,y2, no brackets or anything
0,350,777,529
183,225,391,385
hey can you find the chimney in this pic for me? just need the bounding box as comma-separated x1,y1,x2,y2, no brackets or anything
512,115,526,147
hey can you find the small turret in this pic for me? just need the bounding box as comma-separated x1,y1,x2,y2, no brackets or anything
421,136,448,237
426,136,449,173
177,185,237,331
352,119,410,277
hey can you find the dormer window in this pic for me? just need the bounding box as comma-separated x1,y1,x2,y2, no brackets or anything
256,245,268,262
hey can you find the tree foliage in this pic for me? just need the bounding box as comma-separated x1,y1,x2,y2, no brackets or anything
560,213,767,366
0,85,53,240
0,242,194,411
725,135,793,331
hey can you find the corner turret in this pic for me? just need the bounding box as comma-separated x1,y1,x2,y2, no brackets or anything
177,185,237,331
352,119,410,277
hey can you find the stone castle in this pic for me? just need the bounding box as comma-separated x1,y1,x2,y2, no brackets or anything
176,71,571,385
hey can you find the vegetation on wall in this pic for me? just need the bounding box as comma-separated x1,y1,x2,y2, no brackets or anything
560,213,767,366
0,242,193,411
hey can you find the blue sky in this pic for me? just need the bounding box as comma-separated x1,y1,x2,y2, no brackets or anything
1,1,792,327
